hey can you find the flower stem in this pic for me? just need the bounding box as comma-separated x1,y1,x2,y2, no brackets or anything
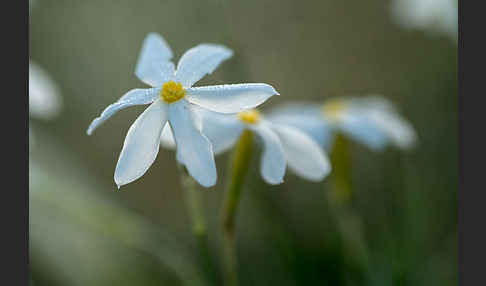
328,133,353,205
178,164,214,284
327,133,371,275
221,129,254,286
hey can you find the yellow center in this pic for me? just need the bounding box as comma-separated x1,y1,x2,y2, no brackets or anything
322,99,347,121
160,81,186,103
238,109,261,124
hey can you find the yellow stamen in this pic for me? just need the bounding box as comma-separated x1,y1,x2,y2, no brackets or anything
322,99,347,121
160,81,186,103
238,109,261,124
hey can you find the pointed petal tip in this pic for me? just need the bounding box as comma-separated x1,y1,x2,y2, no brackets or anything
114,171,127,190
267,84,279,96
86,121,96,136
114,178,127,190
205,43,233,55
218,45,233,55
114,180,123,190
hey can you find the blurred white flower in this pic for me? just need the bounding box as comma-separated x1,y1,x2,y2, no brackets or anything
161,108,331,184
390,0,457,42
267,96,417,152
29,61,62,120
87,33,278,188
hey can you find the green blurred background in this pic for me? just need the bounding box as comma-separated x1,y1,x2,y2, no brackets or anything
29,0,457,285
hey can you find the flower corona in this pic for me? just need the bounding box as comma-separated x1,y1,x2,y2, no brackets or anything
160,81,186,103
322,99,347,121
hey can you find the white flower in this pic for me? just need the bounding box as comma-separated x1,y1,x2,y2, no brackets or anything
267,96,417,151
87,33,278,188
390,0,457,42
161,108,331,184
29,61,62,120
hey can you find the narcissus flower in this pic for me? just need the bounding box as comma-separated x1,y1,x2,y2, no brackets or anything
161,108,331,184
87,33,278,188
267,96,417,151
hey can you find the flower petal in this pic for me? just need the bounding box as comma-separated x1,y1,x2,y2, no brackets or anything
169,100,217,187
338,111,389,151
174,44,233,87
160,108,243,154
185,83,278,113
272,124,331,181
160,124,176,149
114,100,167,188
87,88,159,135
352,95,397,112
135,33,175,86
249,122,286,185
366,108,417,150
352,96,417,149
199,109,244,154
29,61,62,119
267,102,333,148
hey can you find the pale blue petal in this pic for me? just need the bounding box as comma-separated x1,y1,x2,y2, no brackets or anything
175,44,233,87
160,124,176,149
169,100,217,187
338,112,389,151
135,33,175,86
87,88,159,135
114,100,167,188
273,124,331,181
267,103,333,148
162,108,243,154
351,95,396,112
353,96,417,149
198,109,244,154
365,108,417,150
185,83,278,113
249,121,286,185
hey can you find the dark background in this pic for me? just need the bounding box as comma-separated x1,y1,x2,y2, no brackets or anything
29,0,457,285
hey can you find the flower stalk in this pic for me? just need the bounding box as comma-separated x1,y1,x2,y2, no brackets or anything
178,164,214,283
327,133,371,274
328,133,353,205
221,129,254,286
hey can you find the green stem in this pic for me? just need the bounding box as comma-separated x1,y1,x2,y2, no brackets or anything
221,130,254,286
327,134,371,277
178,164,214,283
328,133,353,205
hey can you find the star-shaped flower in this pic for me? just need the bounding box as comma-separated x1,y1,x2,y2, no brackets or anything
87,33,278,188
161,108,331,184
267,96,417,151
